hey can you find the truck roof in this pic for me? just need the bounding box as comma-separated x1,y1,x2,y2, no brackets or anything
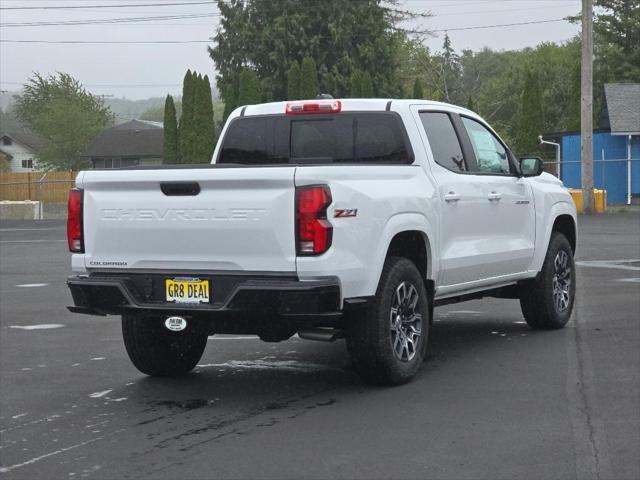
236,98,475,118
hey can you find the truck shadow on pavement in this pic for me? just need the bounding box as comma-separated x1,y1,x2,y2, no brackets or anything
103,315,559,456
127,315,551,405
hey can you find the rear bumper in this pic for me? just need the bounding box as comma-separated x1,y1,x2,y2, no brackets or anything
67,272,341,317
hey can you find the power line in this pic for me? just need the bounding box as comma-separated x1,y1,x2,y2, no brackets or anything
0,1,216,10
0,81,184,87
1,12,219,27
433,17,569,32
0,39,211,43
0,16,570,40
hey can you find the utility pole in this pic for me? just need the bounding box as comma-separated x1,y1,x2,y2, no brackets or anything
581,0,594,213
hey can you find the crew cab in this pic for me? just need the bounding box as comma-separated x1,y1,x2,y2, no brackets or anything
67,99,577,385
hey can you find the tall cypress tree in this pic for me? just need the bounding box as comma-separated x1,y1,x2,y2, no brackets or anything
222,83,237,122
300,57,318,99
287,61,301,100
360,71,374,98
202,74,215,160
515,68,544,155
191,73,215,163
350,70,362,98
237,69,261,106
413,78,424,99
466,95,477,112
191,73,206,163
179,70,195,163
162,94,178,164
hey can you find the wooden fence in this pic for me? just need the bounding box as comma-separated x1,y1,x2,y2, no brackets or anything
0,171,78,203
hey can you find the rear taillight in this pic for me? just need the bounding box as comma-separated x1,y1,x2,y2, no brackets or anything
286,100,341,115
67,188,84,253
296,185,333,256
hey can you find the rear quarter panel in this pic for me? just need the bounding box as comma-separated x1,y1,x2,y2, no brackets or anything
294,165,438,299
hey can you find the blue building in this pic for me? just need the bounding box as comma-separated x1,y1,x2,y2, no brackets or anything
546,84,640,205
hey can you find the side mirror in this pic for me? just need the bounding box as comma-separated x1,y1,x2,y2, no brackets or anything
519,157,544,177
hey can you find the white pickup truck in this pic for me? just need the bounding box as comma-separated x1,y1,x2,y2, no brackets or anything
67,98,577,385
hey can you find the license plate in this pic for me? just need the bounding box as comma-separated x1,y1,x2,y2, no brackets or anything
165,277,210,304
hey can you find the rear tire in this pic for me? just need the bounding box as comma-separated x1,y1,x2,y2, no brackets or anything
345,256,430,386
122,315,208,376
519,232,575,330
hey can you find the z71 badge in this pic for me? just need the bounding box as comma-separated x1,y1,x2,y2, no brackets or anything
334,209,358,218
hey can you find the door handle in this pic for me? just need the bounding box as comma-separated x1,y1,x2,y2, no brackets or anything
488,191,502,202
444,191,461,202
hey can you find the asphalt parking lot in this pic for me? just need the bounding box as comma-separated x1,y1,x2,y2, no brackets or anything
1,213,639,480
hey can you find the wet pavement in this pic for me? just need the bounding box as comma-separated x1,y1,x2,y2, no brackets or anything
1,214,639,479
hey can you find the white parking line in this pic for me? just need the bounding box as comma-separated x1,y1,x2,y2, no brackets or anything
576,259,640,271
15,283,49,288
208,335,260,340
89,390,112,398
0,228,64,232
615,278,640,283
0,240,66,244
0,429,125,473
9,324,65,330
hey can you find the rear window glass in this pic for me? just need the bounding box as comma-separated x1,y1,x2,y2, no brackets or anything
218,113,412,165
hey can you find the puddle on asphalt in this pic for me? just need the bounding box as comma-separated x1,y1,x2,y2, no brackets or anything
195,359,339,372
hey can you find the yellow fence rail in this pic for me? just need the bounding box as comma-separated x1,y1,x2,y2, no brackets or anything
0,172,78,203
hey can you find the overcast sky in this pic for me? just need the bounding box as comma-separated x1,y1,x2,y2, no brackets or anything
0,0,582,100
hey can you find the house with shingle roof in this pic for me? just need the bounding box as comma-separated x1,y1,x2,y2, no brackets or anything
601,84,640,136
86,119,164,169
0,129,43,172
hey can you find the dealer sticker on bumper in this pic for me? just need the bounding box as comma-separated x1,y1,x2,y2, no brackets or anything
165,277,210,304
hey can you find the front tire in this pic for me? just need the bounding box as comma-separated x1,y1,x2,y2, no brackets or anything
519,232,575,330
122,315,208,376
345,256,430,386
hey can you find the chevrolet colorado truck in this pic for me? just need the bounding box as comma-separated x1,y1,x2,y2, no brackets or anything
67,98,577,385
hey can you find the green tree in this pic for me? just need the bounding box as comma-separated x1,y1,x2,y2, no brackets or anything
592,1,640,125
594,0,640,81
300,57,319,99
202,75,216,161
13,72,113,170
209,0,411,100
440,33,463,104
191,74,215,163
163,95,179,164
237,69,262,106
139,105,164,122
350,70,362,98
466,95,476,112
0,151,11,172
179,70,196,163
514,69,544,155
360,71,374,97
222,83,237,122
412,78,424,99
287,60,301,100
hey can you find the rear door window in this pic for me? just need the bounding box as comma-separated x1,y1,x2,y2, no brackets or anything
218,113,412,165
419,112,467,173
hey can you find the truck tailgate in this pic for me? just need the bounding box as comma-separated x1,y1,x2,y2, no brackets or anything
79,167,297,273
